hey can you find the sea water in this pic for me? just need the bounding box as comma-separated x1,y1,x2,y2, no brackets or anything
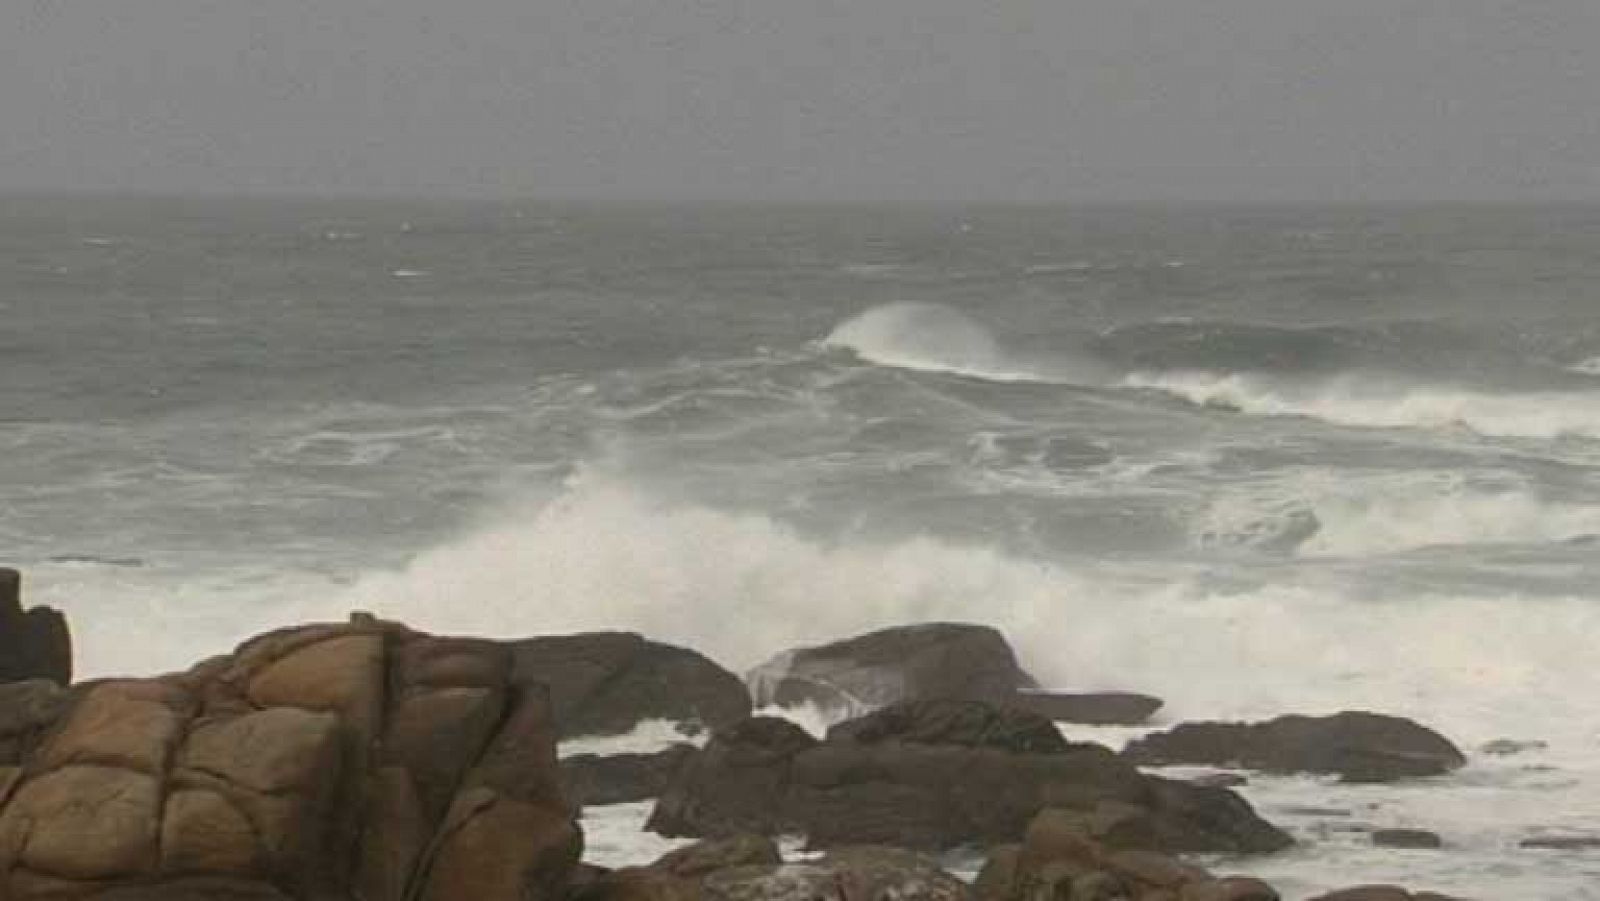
6,197,1600,897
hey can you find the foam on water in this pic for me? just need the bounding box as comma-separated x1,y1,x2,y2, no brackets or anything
1126,370,1600,441
824,302,1089,383
1195,471,1600,557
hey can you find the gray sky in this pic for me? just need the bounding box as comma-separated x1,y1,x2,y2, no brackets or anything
3,1,1598,202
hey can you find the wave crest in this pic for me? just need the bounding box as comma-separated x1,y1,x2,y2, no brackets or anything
1126,370,1600,441
823,302,1065,383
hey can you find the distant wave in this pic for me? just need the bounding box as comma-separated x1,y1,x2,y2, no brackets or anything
823,302,1102,384
1125,370,1600,440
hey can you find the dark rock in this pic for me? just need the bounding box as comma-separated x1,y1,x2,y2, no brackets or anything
1181,877,1280,900
746,623,1035,714
648,702,1290,857
569,867,697,901
1190,773,1248,788
512,632,751,738
825,699,1069,754
561,744,698,806
1519,834,1600,850
0,679,69,766
0,569,72,686
652,833,781,878
1306,889,1467,901
971,844,1021,901
1009,691,1164,726
702,846,970,901
1479,738,1547,756
1123,712,1466,782
1371,829,1442,849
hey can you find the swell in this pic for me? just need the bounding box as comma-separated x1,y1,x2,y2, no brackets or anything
826,303,1600,442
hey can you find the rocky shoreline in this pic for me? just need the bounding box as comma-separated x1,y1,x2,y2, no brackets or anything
0,568,1496,900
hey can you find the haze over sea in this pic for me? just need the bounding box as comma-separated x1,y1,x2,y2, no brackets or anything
6,196,1600,897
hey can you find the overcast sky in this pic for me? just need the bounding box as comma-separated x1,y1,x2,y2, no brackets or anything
3,1,1597,203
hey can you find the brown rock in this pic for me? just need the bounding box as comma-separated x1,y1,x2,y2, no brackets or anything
160,789,261,875
0,765,162,881
247,632,385,740
180,707,342,796
419,791,582,901
38,681,189,776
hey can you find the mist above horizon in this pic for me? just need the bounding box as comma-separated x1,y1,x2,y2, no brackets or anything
2,2,1598,204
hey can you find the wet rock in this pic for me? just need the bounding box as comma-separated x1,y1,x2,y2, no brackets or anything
652,834,781,879
648,702,1290,856
746,623,1035,715
1181,877,1280,900
1009,691,1164,726
0,679,70,766
975,808,1277,901
1519,834,1600,850
1123,712,1465,782
1371,829,1442,849
702,847,970,901
570,867,698,901
1190,773,1248,789
1479,738,1547,756
0,568,71,686
562,744,699,806
512,632,751,738
1306,888,1466,901
825,699,1070,754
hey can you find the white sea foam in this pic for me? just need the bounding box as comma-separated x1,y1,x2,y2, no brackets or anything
1126,370,1600,441
824,302,1086,383
32,471,1600,899
1196,471,1600,557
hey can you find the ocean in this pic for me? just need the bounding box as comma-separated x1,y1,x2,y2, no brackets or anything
5,196,1600,897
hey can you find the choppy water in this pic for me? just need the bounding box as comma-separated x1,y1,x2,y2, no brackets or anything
7,197,1600,897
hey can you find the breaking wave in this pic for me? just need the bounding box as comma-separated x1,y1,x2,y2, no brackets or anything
1126,370,1600,441
823,302,1093,383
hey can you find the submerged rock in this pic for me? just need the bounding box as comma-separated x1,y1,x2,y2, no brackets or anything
0,568,71,686
1519,834,1600,850
512,631,751,738
1371,829,1443,849
746,623,1036,715
1123,712,1466,782
1306,888,1466,901
647,702,1290,856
